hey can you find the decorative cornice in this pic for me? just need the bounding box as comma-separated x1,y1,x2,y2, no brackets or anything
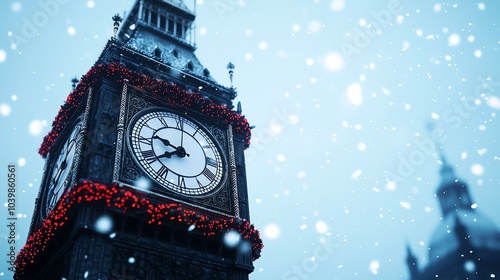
39,62,251,158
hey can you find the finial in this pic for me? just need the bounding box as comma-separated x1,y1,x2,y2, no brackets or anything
71,77,79,90
227,62,235,88
236,101,242,114
112,13,123,38
425,121,442,154
426,121,454,178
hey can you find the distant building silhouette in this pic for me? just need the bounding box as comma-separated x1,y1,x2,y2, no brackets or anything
406,155,500,279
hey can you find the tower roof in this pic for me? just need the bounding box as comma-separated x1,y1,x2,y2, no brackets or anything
428,210,500,261
161,0,193,14
406,149,500,278
428,154,500,268
109,0,236,107
435,154,474,217
438,153,456,183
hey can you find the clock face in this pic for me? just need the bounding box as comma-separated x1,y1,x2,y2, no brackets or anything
128,109,226,196
44,123,82,218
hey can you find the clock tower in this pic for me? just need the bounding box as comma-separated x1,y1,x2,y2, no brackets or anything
406,155,500,279
16,1,262,279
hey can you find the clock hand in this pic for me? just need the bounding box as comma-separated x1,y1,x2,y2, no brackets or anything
153,135,177,149
156,148,190,159
156,150,177,159
179,120,184,146
52,165,64,186
153,135,190,157
175,146,190,158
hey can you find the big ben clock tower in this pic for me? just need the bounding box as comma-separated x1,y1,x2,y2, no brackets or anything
15,1,262,279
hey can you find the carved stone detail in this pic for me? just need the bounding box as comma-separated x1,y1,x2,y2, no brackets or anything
110,247,145,280
122,153,141,182
119,92,233,214
127,96,156,123
113,82,129,181
204,185,230,210
110,244,234,280
210,126,226,151
148,254,229,280
227,125,240,217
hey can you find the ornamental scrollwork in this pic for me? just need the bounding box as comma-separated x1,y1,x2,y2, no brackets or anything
210,127,226,151
122,154,141,181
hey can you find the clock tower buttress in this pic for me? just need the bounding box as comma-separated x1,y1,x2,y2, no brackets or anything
17,1,262,279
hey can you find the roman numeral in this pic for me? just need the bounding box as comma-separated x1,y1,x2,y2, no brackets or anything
141,150,157,164
158,117,168,127
138,136,152,145
191,127,200,136
196,178,204,188
178,176,186,190
206,157,217,167
156,165,168,179
143,122,156,131
202,167,216,181
175,117,183,130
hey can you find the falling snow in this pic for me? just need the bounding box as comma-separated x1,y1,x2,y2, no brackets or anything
67,26,76,36
471,164,484,176
264,224,280,240
11,2,22,12
95,216,113,234
223,230,242,248
0,49,6,63
0,103,11,116
3,1,500,279
28,120,46,136
323,52,345,72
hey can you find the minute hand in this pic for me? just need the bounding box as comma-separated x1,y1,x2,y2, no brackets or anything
153,135,177,149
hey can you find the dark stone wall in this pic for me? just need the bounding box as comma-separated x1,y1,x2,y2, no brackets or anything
81,79,122,184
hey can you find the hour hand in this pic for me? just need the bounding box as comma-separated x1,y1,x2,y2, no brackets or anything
156,150,177,159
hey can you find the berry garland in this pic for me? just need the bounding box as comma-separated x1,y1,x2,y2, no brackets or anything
15,180,263,278
39,62,251,158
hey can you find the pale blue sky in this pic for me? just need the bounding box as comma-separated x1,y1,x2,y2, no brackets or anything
1,1,500,279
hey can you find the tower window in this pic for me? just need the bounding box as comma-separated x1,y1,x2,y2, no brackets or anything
144,8,150,23
187,61,194,71
168,17,175,34
151,11,158,26
159,15,166,30
203,68,210,77
172,49,178,58
176,20,183,37
154,47,162,58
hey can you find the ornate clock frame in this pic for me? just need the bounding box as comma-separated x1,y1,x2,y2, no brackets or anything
114,83,240,216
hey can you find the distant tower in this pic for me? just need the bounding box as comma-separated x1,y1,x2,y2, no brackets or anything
406,154,500,279
16,0,262,279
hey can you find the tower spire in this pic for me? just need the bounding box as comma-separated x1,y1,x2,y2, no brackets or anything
438,150,456,183
227,62,235,88
71,77,79,90
112,13,123,39
425,121,456,182
426,121,472,216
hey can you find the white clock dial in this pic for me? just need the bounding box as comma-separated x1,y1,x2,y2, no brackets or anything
44,123,81,217
129,110,225,196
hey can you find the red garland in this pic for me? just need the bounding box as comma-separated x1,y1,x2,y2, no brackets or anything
15,180,263,278
39,62,251,158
